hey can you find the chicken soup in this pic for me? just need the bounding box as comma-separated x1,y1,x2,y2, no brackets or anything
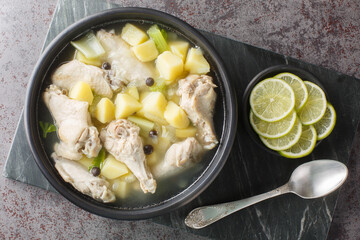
41,22,218,205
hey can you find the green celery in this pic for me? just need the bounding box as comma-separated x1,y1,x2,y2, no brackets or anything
70,31,105,59
147,25,169,53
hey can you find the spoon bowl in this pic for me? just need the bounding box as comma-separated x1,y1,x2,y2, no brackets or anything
289,160,348,199
185,160,348,229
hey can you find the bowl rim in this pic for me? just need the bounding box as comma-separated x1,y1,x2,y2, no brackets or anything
24,7,237,220
242,64,327,156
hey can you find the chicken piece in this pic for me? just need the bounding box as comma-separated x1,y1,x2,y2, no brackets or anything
177,75,218,149
100,119,156,194
43,85,102,160
152,137,202,178
52,60,113,98
96,29,156,89
53,153,115,203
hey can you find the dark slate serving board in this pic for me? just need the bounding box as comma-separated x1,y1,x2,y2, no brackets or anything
4,0,360,239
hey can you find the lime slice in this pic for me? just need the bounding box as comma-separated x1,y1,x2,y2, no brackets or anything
313,103,336,140
274,72,308,111
259,117,302,151
279,125,317,158
250,110,296,138
297,81,327,125
250,78,295,122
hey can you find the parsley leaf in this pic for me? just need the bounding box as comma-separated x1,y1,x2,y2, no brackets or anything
89,148,106,171
39,121,56,138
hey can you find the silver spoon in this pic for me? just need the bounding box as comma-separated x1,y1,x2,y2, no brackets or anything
185,160,348,229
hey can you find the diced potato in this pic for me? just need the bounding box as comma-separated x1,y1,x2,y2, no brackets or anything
127,116,154,132
94,98,115,123
169,41,189,62
115,93,142,119
132,39,159,62
156,51,183,84
69,81,94,105
138,92,168,123
164,101,189,129
101,155,129,179
184,47,210,74
176,126,197,138
75,51,102,67
121,23,149,46
78,156,93,169
139,91,151,102
124,86,139,100
111,178,128,198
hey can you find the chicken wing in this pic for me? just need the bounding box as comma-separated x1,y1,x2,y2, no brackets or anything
152,137,202,178
51,60,113,98
53,153,115,203
43,85,102,160
100,119,156,194
177,75,218,149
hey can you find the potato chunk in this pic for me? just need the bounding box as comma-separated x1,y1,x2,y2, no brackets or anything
115,93,142,119
111,179,128,198
169,41,189,62
101,155,129,179
164,101,189,129
175,126,197,138
156,51,183,84
132,39,159,62
69,81,94,105
94,98,115,123
184,47,210,74
124,86,139,100
121,23,148,46
138,92,168,124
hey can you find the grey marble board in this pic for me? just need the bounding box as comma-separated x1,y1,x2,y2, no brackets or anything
3,0,360,239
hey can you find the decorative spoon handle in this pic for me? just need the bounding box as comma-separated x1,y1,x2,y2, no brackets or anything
185,184,289,229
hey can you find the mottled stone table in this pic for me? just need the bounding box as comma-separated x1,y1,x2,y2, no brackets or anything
0,0,359,239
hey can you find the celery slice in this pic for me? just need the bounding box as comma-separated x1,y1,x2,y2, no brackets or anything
149,78,167,94
147,25,169,53
70,31,105,59
128,116,155,133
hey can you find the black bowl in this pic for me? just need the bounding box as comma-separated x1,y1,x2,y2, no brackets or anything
242,65,327,156
24,8,237,219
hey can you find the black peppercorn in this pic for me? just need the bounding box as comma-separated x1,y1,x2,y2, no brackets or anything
102,62,111,70
91,167,101,176
143,145,154,155
149,130,158,138
146,77,155,86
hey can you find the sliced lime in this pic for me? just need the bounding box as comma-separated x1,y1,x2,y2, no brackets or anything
250,110,296,138
274,72,308,111
250,78,295,122
259,117,302,151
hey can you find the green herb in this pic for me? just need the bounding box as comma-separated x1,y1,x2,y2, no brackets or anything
147,25,169,53
89,148,106,171
39,121,56,138
149,78,167,94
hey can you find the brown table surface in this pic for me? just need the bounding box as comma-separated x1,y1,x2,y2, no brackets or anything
0,0,359,239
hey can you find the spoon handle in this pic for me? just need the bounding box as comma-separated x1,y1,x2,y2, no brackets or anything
185,184,289,229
